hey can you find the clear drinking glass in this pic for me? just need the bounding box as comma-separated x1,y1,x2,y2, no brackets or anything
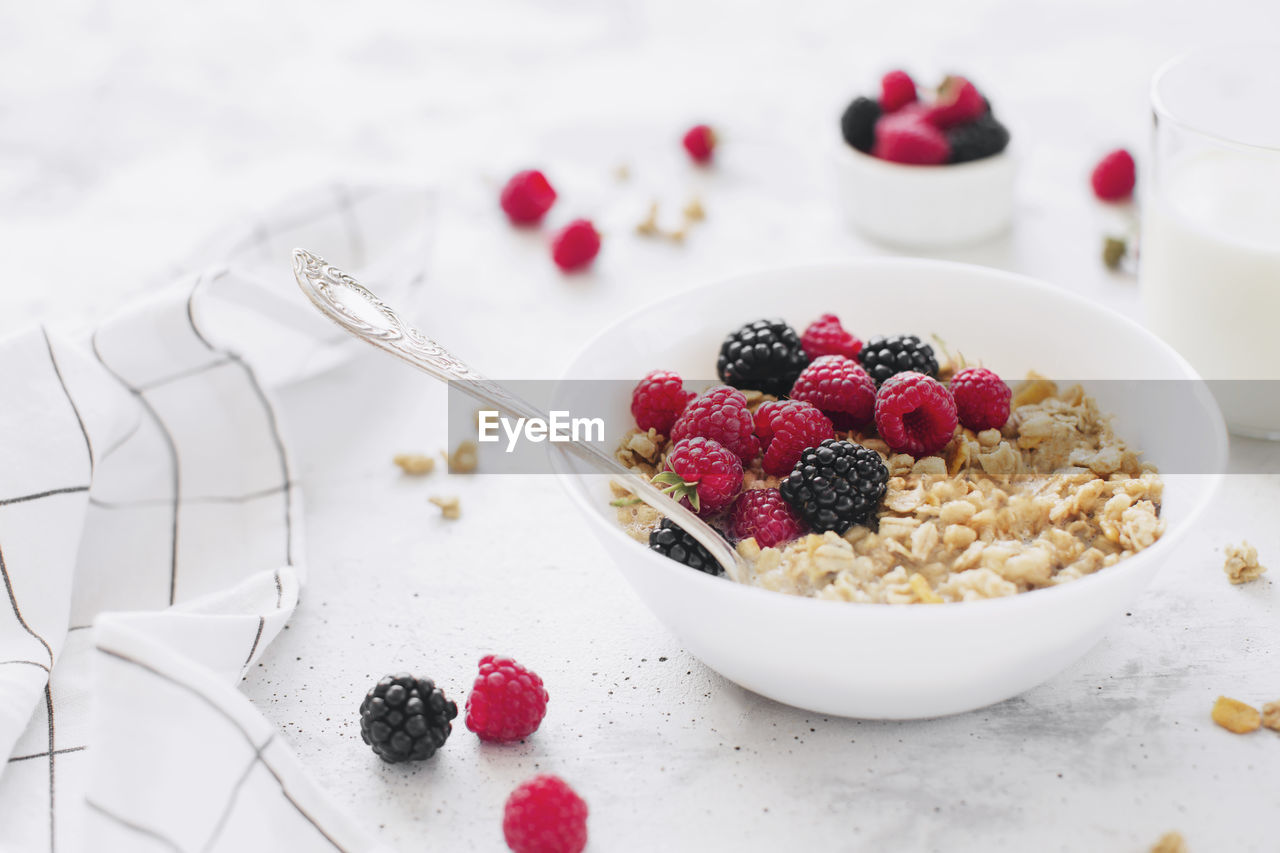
1141,44,1280,438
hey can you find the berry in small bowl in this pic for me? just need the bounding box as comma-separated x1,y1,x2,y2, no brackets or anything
836,71,1014,249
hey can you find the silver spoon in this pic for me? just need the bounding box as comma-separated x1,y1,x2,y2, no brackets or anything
291,248,747,581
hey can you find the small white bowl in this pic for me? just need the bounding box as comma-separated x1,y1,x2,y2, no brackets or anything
554,260,1226,719
834,143,1015,249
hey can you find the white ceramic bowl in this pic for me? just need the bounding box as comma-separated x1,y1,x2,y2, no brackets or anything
834,143,1015,249
553,260,1226,719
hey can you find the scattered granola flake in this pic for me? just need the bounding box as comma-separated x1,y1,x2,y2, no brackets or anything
1149,830,1188,853
393,453,436,476
635,201,661,237
1223,541,1267,584
1211,696,1261,734
1262,701,1280,732
428,495,461,520
447,440,479,474
1102,235,1128,270
613,163,631,182
683,195,706,222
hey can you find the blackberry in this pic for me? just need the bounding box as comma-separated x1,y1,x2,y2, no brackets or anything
946,114,1010,164
859,334,938,384
716,319,808,397
649,518,720,575
779,439,889,534
840,96,881,154
359,673,457,763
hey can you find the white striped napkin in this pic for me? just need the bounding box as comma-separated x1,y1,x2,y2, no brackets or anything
0,184,434,853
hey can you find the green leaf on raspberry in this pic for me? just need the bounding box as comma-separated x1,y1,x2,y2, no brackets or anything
651,470,701,512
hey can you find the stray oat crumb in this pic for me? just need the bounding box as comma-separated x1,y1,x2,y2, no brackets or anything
1223,541,1266,584
1211,695,1261,734
428,495,461,519
683,196,705,222
448,440,479,474
1102,235,1128,271
393,454,436,476
636,201,661,237
1262,701,1280,732
614,163,631,182
1149,830,1187,853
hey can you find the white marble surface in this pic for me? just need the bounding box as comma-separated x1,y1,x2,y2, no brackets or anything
4,1,1279,850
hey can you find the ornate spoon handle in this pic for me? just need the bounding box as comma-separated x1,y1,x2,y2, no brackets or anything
292,249,746,581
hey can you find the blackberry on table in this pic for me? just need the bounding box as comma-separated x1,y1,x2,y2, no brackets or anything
858,334,939,384
779,439,889,534
716,318,808,397
840,96,882,154
360,673,457,763
649,518,721,575
946,114,1010,164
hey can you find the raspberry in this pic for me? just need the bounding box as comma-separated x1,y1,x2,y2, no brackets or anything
669,385,760,463
465,655,549,743
653,437,743,515
649,518,720,574
727,488,808,548
879,70,917,113
874,372,958,457
359,673,457,763
716,318,809,397
682,124,717,164
630,370,694,434
789,355,877,430
859,334,939,384
503,775,588,853
946,114,1010,163
779,439,889,534
926,76,986,129
872,113,949,165
949,366,1012,431
800,313,863,361
551,219,600,272
840,97,881,154
1091,149,1136,202
753,400,836,477
500,170,557,224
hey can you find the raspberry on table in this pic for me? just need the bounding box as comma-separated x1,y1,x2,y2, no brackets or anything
503,774,588,853
879,70,917,113
359,673,457,763
801,313,863,361
682,124,717,164
1091,149,1136,201
727,488,808,548
649,517,721,574
630,370,694,434
653,436,743,515
926,76,986,129
950,366,1011,431
669,385,761,463
753,399,836,477
465,655,549,743
858,334,939,384
500,170,557,225
874,371,958,457
789,355,877,430
840,97,882,154
946,113,1010,163
716,318,809,397
872,113,950,165
551,219,601,271
779,439,889,534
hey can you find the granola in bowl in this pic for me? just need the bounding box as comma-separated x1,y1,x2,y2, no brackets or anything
612,315,1164,604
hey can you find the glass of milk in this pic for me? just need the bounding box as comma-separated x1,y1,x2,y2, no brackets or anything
1141,44,1280,438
